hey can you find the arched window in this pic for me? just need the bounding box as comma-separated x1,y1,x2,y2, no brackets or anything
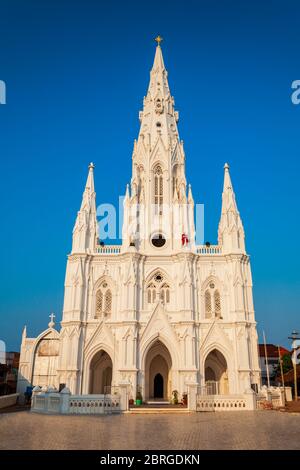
204,281,222,319
146,272,170,305
154,165,163,214
95,281,112,318
205,290,212,318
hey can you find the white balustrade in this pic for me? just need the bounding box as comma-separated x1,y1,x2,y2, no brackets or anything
196,394,248,412
196,245,222,255
95,245,121,254
31,388,121,415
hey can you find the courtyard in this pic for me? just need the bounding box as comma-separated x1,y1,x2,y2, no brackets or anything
0,410,300,450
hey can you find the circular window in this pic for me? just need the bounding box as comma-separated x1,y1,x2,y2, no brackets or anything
152,234,166,248
154,274,163,283
209,283,215,289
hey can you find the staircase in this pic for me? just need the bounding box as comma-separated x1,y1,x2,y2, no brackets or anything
128,401,189,414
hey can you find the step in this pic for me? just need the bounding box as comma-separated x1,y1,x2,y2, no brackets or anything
127,407,191,414
146,401,170,405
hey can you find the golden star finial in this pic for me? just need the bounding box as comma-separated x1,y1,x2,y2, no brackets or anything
155,35,163,46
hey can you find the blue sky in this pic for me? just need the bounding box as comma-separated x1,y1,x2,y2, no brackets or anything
0,0,299,350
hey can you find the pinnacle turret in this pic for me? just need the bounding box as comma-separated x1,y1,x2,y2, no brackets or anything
218,163,245,253
72,163,98,254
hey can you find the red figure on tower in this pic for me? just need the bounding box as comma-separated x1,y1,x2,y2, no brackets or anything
181,233,189,246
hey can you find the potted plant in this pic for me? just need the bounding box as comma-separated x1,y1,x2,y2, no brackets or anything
172,390,179,405
182,393,188,406
135,390,143,406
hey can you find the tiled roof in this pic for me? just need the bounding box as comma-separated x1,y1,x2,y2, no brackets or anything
258,344,290,358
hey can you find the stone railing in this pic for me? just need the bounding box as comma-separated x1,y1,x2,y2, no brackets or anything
187,383,256,411
196,394,249,412
69,394,120,414
31,387,122,415
196,245,222,255
95,245,121,254
95,244,222,255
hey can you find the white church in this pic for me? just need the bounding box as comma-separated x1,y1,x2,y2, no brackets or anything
17,39,261,406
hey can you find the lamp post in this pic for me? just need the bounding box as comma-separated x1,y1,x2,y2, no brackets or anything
288,330,300,401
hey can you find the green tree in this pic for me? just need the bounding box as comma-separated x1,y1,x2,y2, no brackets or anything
281,354,293,374
273,354,293,378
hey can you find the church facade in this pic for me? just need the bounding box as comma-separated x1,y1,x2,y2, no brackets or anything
17,42,261,403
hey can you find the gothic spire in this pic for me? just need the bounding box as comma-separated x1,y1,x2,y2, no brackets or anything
80,162,96,211
136,39,180,151
123,39,190,253
188,184,194,205
152,37,166,72
72,163,98,254
22,325,27,342
218,163,245,253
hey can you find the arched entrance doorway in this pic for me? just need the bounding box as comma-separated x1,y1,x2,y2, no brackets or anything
145,340,172,400
89,350,112,394
204,349,229,395
154,373,163,398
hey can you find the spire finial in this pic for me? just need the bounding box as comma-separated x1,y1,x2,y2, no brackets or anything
224,162,230,170
48,312,55,329
89,162,95,170
155,35,163,46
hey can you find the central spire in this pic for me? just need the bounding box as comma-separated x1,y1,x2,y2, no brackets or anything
136,38,180,153
122,39,192,253
152,38,165,72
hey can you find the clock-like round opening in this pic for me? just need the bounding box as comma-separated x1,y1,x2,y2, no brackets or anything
151,234,166,248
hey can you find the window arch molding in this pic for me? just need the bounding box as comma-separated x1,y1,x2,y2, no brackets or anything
93,276,115,319
201,276,223,320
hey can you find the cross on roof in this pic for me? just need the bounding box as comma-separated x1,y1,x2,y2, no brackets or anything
155,35,163,46
48,312,56,328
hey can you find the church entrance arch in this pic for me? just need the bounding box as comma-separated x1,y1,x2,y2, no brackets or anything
204,349,229,395
145,340,172,400
154,373,164,398
89,350,112,394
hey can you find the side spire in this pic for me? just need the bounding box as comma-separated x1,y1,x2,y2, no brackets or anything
22,325,27,343
218,163,245,253
72,163,98,254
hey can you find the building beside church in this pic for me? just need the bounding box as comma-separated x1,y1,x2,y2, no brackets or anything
17,40,261,405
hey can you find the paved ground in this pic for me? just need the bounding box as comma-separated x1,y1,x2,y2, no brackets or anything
0,410,300,450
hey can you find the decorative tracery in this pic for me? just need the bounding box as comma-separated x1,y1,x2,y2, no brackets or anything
204,282,222,319
147,272,170,305
214,290,221,318
96,280,112,318
154,165,163,214
205,290,212,318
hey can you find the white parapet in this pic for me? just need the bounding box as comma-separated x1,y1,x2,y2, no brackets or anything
0,393,19,410
31,387,121,415
196,392,256,412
